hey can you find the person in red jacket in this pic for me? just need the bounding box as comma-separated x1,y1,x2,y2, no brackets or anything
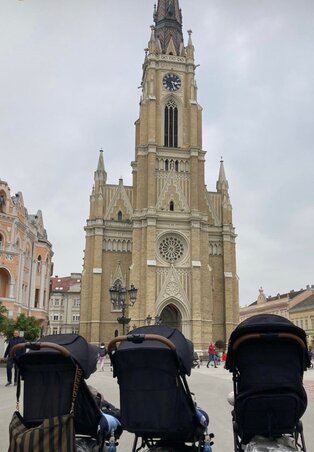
206,342,217,368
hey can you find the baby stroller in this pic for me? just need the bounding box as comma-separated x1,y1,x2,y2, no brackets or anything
108,325,214,452
192,351,201,369
225,314,311,452
10,334,121,452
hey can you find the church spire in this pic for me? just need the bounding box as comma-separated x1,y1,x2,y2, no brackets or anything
94,149,107,186
216,157,229,192
154,0,184,56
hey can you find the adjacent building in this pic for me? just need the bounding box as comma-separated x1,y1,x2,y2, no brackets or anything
48,274,81,335
80,0,239,349
240,285,314,348
289,295,314,349
0,179,53,331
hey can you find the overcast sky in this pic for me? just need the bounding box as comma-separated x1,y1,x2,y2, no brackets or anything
1,0,313,306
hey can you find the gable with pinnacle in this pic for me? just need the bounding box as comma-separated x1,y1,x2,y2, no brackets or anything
104,184,133,221
156,264,190,312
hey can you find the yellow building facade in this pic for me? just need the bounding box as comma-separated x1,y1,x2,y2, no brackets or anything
80,0,239,350
289,294,314,349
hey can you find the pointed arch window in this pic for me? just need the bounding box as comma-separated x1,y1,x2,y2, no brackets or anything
164,99,178,148
169,201,174,211
117,211,123,222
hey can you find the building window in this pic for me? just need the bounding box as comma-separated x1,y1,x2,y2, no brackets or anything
118,211,123,222
169,200,174,211
72,314,80,321
37,255,42,272
53,315,59,321
34,289,40,308
73,299,80,307
53,328,58,334
159,235,184,263
164,99,178,148
0,233,3,250
311,318,314,329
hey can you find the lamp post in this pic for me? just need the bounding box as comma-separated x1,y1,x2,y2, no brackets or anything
145,314,162,325
109,283,138,334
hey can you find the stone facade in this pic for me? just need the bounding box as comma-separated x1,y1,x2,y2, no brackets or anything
80,1,239,350
48,274,81,335
0,179,53,331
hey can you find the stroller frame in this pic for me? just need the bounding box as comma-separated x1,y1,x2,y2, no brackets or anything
229,330,308,452
108,330,211,452
11,336,107,451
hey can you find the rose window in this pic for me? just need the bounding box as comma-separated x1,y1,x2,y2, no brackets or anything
159,236,184,262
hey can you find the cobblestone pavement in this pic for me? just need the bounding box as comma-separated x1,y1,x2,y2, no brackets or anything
1,362,314,451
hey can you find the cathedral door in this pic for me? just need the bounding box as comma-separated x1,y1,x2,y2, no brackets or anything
160,303,182,331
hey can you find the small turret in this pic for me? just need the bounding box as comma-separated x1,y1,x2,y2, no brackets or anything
216,157,229,192
95,149,107,185
216,158,232,224
186,29,194,60
90,150,107,219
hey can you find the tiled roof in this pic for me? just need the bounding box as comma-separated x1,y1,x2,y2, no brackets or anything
51,275,81,292
248,289,306,307
289,294,314,313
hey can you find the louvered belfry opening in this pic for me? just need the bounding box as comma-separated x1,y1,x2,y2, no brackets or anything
164,99,178,147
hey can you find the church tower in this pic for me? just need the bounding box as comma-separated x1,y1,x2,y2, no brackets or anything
80,0,239,350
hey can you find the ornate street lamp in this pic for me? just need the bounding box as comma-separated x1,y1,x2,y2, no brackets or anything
109,282,138,334
145,314,162,325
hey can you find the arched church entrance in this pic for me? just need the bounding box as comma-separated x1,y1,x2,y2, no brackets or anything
0,267,10,298
160,304,182,331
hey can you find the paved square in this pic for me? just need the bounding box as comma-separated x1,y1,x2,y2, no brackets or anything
1,363,313,451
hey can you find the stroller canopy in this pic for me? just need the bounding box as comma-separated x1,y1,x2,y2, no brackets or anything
18,334,98,378
226,314,310,371
123,325,194,376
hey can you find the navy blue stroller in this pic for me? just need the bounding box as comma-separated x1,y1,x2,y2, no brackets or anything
108,325,213,452
11,334,120,451
226,314,310,451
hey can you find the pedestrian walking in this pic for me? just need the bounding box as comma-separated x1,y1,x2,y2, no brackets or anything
4,329,26,386
98,342,107,371
206,342,217,368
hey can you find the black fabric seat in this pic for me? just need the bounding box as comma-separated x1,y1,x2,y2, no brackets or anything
109,325,206,451
226,314,310,451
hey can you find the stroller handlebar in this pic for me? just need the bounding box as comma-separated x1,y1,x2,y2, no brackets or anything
11,341,71,357
232,332,306,351
108,333,176,353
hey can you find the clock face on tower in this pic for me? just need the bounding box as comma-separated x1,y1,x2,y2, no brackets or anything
163,73,181,92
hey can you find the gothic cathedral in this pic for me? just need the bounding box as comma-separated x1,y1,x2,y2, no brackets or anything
80,0,239,351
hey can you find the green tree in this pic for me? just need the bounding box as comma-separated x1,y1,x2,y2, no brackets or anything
0,301,8,333
4,314,41,342
215,339,226,351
